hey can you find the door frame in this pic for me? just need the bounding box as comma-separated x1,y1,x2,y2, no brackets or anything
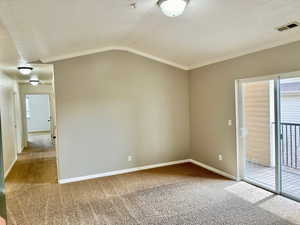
23,93,52,140
236,75,280,194
20,88,60,182
235,70,300,202
21,92,55,145
12,92,21,154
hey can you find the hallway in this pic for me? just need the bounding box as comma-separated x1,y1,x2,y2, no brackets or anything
18,132,56,161
5,132,57,206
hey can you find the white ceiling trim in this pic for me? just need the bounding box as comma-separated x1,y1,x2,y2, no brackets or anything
188,35,300,70
40,46,190,70
40,35,300,71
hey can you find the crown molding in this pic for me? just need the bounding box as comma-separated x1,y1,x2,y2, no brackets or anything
189,35,300,70
40,46,190,70
40,35,300,71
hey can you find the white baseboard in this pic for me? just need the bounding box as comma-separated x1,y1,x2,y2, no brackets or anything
18,145,25,154
59,158,237,184
5,157,17,179
59,159,190,184
189,159,237,180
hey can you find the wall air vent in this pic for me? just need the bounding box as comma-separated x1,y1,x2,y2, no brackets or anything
277,22,300,32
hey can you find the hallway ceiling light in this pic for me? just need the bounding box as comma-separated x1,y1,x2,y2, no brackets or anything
29,79,40,86
18,66,33,75
157,0,189,17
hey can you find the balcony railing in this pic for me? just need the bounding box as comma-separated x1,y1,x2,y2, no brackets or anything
280,122,300,169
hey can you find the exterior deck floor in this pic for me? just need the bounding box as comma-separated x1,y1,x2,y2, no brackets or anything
245,161,300,198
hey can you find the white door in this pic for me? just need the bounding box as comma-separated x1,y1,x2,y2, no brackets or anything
26,95,51,132
12,92,21,153
49,94,55,145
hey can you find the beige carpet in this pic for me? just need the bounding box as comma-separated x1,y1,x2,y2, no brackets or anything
5,160,300,225
18,133,56,161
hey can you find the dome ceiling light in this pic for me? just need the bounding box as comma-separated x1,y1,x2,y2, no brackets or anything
29,79,40,86
17,66,33,75
157,0,189,17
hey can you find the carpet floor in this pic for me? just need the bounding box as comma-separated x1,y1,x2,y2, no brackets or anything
18,133,56,161
5,135,300,225
6,161,300,225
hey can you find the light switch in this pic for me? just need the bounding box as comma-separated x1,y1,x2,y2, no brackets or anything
228,120,232,126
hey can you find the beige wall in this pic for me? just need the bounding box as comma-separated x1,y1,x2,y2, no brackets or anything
190,40,300,177
54,50,190,180
0,72,22,177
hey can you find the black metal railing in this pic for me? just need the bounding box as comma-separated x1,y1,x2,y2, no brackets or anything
280,122,300,169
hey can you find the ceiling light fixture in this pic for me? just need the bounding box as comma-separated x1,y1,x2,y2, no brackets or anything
130,3,136,9
17,66,33,75
157,0,189,17
29,79,40,86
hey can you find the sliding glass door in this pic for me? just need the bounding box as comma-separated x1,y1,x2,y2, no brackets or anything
280,77,300,201
238,73,300,202
238,77,279,192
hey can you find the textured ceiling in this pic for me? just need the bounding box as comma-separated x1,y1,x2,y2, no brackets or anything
1,0,300,69
0,22,20,66
0,23,52,81
0,64,53,82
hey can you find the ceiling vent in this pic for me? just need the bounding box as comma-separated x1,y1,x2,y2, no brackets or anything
277,22,300,32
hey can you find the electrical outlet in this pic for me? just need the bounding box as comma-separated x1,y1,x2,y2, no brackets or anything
128,156,132,161
218,154,223,161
